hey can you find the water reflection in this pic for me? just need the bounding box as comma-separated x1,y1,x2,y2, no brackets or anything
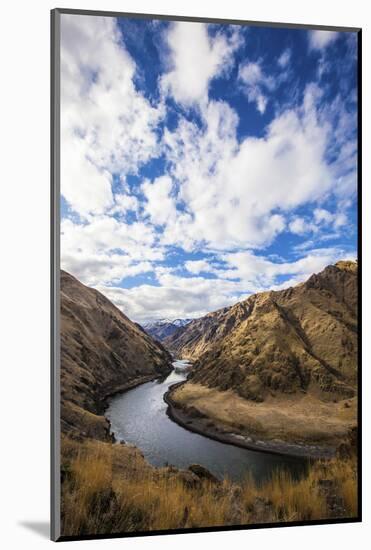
106,360,307,482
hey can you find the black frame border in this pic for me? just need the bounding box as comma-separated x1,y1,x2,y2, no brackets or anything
51,7,362,542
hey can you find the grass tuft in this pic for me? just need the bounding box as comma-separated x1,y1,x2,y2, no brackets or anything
61,438,358,536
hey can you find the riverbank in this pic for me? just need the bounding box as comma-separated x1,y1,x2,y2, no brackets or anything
165,381,357,459
60,365,358,536
105,365,309,482
98,372,167,443
99,372,166,414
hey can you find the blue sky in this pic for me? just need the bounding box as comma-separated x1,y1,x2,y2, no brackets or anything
60,14,358,322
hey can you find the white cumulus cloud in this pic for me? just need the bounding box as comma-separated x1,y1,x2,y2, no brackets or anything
185,260,213,274
141,176,177,226
308,30,340,50
59,16,356,323
60,14,163,217
278,48,291,68
160,22,241,106
162,86,336,252
61,216,163,286
238,60,275,114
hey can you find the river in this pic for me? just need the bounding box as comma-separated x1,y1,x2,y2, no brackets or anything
105,360,308,482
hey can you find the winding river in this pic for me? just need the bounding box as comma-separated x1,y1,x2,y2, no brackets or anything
106,360,308,482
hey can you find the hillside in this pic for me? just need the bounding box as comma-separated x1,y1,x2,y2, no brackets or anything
168,261,358,451
164,303,250,360
60,270,172,440
59,265,358,536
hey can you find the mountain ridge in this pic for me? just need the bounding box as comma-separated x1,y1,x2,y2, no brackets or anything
165,261,358,444
60,270,172,440
166,260,358,450
166,260,357,399
142,317,193,341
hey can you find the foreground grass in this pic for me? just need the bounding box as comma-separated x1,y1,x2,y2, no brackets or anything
61,438,358,537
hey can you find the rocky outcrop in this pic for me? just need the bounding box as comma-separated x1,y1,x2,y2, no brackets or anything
60,270,172,440
188,464,219,483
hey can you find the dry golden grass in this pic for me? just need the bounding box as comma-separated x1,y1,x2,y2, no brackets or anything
341,477,358,517
61,438,358,537
113,477,231,531
172,383,357,446
61,442,115,536
61,440,231,535
316,456,358,517
242,467,327,523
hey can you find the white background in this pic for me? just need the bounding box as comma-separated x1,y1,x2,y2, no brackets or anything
0,0,369,548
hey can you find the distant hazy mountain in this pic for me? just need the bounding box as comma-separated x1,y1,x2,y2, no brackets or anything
142,318,193,341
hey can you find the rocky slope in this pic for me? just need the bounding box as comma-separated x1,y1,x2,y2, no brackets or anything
142,318,192,341
168,261,357,400
168,261,358,451
60,270,172,440
164,303,250,360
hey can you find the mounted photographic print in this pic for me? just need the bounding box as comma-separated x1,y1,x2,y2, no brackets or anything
51,8,361,541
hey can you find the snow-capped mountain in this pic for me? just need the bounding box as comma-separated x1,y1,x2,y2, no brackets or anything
142,318,193,341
